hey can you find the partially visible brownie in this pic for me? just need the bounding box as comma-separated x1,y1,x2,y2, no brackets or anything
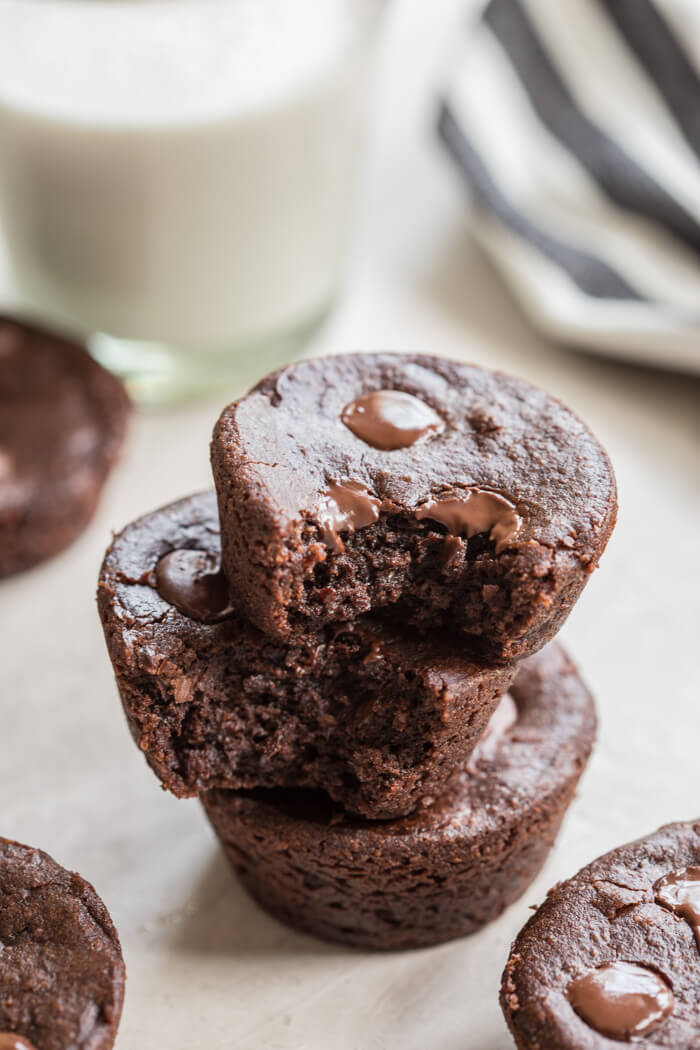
0,316,130,578
0,838,125,1050
202,642,596,950
211,353,616,660
501,821,700,1049
98,491,516,819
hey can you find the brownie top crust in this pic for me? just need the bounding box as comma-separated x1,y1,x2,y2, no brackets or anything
502,821,700,1049
213,352,616,558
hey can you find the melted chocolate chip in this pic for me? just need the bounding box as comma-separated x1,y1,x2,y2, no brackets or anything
655,867,700,950
341,390,444,450
415,489,521,553
317,481,381,553
568,962,674,1040
155,549,231,623
0,1036,39,1050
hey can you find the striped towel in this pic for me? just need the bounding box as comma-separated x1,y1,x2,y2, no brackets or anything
439,0,700,372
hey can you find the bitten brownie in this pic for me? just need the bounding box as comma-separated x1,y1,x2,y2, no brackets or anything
0,838,125,1050
202,642,596,950
211,353,616,660
0,316,130,578
501,821,700,1049
97,491,515,819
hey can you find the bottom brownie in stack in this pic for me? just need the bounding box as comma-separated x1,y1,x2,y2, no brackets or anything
204,642,595,950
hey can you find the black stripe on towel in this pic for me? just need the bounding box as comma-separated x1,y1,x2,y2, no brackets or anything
437,102,645,300
484,0,700,255
600,0,700,160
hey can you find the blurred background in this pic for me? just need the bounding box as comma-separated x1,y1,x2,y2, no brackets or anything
1,1,699,1048
3,0,700,397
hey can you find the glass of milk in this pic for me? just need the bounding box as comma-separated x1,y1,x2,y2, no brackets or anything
0,0,386,403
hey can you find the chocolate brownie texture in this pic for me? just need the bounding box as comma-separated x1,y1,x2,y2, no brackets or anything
0,838,125,1050
97,491,516,819
202,642,596,950
501,821,700,1049
0,316,130,578
211,353,617,661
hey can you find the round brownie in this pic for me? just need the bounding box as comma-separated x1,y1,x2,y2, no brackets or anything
202,642,596,950
501,821,700,1049
211,353,617,660
97,491,516,820
0,316,130,578
0,838,125,1050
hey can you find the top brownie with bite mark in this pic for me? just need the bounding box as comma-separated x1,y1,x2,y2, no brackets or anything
211,353,616,660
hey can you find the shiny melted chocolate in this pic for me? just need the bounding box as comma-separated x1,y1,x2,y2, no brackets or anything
155,549,231,623
317,481,381,553
655,867,700,950
568,961,674,1040
415,489,521,553
341,389,444,450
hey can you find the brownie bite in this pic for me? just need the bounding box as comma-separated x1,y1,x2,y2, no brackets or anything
202,642,596,950
501,821,700,1049
0,838,125,1050
98,491,515,820
211,353,616,661
0,316,130,578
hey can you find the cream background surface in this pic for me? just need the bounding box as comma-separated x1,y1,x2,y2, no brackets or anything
1,2,698,1047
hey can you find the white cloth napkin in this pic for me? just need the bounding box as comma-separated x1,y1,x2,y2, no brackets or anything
439,0,700,372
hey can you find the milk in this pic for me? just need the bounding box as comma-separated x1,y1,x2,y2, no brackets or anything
0,0,384,351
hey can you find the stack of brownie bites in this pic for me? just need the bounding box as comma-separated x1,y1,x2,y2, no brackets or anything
99,352,616,950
